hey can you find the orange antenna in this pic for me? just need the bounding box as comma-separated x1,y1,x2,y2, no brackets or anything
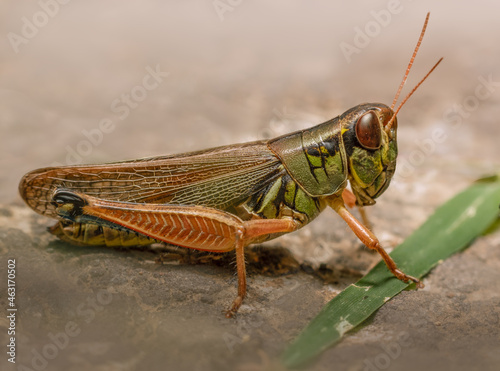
385,12,443,132
391,13,430,111
385,57,443,131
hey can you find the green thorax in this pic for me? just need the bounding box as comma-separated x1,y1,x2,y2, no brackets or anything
267,116,347,197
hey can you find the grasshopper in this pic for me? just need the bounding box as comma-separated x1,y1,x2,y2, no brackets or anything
19,14,441,317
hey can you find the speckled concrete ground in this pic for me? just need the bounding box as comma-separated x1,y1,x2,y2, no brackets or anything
1,2,499,371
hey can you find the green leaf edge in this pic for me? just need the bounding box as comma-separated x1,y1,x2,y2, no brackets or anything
282,176,500,369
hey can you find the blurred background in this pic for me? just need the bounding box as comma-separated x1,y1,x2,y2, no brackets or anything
1,1,499,371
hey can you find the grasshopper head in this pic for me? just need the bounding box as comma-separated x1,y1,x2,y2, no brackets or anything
342,103,398,206
342,12,443,206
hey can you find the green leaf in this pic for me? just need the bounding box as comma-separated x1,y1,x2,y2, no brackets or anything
282,175,500,368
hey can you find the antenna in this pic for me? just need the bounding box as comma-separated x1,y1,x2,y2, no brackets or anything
386,58,443,131
391,13,430,110
385,12,442,131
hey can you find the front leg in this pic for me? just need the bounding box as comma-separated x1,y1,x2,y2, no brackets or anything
342,188,373,231
328,195,422,288
51,189,299,317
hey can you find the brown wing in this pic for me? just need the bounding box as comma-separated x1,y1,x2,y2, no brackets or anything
19,141,285,219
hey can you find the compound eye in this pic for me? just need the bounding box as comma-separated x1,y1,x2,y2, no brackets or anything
355,111,382,150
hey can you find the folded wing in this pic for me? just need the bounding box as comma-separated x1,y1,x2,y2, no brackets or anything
19,141,285,218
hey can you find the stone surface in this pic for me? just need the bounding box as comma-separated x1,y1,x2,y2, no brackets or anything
1,1,499,370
